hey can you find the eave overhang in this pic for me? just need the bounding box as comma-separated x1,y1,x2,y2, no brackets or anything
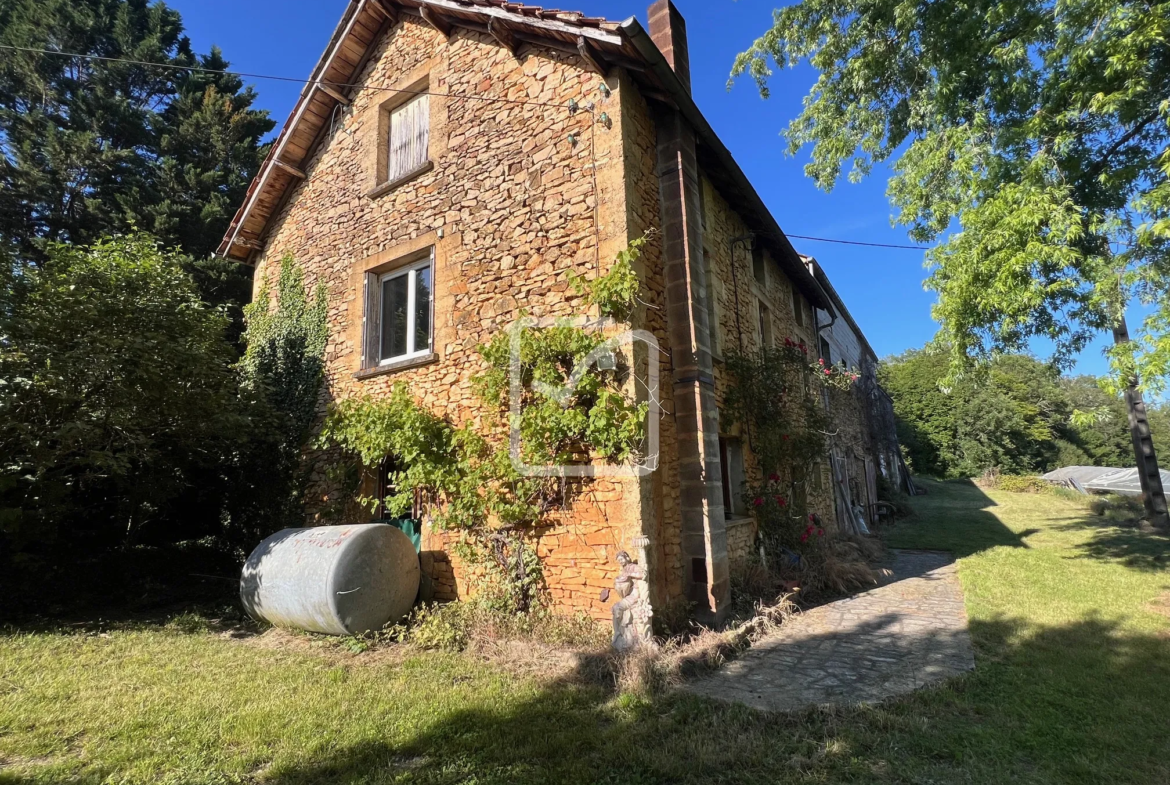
216,0,831,313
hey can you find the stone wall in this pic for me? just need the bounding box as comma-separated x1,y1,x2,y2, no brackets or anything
245,12,888,621
695,176,837,537
249,18,643,620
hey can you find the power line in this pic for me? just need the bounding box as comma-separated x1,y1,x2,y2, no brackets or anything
786,234,930,251
3,44,938,253
0,44,577,111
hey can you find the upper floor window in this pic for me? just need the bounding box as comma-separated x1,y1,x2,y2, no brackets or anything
702,250,722,359
364,249,433,367
758,300,773,348
387,92,430,184
792,286,805,328
751,244,766,287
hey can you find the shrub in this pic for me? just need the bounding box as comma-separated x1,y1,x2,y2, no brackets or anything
991,474,1051,494
0,235,250,557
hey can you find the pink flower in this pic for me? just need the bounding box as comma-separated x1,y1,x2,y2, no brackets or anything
769,472,780,482
775,495,787,507
808,514,815,522
800,532,809,542
753,497,764,507
824,369,832,375
817,528,825,537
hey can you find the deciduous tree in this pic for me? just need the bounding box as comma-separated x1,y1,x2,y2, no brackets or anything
736,0,1169,517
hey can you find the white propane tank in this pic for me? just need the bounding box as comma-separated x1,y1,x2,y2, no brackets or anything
240,524,420,635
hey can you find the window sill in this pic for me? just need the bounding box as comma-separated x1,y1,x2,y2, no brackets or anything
355,352,439,380
366,160,434,199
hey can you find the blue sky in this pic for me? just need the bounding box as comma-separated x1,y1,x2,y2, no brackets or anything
170,0,1118,376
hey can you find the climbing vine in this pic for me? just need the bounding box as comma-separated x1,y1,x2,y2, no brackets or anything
724,339,857,562
317,236,654,612
240,253,329,442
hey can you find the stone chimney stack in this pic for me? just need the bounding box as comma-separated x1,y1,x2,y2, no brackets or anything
647,0,691,94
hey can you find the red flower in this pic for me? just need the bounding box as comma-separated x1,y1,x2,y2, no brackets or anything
775,495,787,507
753,497,764,507
769,472,780,482
782,434,790,441
800,532,809,542
808,514,815,522
824,368,832,375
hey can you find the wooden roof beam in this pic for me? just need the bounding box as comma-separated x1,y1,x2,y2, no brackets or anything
273,159,307,179
369,0,399,25
486,17,518,55
420,6,453,38
232,237,263,251
576,36,607,75
316,82,350,105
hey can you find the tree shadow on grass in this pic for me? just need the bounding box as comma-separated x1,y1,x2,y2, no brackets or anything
2,617,1169,784
885,478,1029,559
1057,514,1170,572
239,616,1170,785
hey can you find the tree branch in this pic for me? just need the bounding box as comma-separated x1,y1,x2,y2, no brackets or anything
1084,111,1161,181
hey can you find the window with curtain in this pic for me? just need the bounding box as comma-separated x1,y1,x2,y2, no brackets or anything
386,92,430,184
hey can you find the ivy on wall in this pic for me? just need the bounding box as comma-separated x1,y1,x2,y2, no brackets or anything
317,236,654,611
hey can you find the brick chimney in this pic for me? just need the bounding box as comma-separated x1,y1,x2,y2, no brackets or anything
647,0,691,94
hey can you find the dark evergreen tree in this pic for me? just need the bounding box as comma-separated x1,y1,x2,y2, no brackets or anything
0,0,272,266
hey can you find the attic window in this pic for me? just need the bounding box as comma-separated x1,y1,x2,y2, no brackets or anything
751,244,766,287
370,87,433,196
388,93,430,183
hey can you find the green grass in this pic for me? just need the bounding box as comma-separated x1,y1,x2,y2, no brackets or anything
3,479,1170,783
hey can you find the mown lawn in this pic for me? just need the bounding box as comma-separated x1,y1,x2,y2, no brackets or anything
3,479,1170,784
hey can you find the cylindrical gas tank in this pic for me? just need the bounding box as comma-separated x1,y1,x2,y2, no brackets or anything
240,524,420,635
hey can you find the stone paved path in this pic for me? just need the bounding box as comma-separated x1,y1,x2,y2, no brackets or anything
686,550,974,712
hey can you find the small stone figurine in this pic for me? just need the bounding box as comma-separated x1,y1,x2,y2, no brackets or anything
603,536,654,651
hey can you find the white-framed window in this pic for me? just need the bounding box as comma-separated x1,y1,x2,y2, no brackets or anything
364,250,434,367
386,92,430,184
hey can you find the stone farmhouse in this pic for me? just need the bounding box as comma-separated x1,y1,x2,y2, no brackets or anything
218,0,904,625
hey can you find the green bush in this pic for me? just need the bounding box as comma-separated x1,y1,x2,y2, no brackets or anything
993,475,1051,494
0,235,250,555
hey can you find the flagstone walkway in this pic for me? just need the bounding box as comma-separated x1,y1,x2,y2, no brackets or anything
686,550,975,713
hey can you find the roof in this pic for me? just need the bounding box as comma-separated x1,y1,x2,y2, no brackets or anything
802,255,877,362
217,0,831,311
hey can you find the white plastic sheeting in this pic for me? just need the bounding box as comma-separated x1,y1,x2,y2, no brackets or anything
1041,465,1170,497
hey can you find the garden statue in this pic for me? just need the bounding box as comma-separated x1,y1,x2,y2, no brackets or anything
603,536,654,651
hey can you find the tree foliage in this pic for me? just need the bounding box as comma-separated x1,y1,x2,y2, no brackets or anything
880,345,1170,476
0,235,248,553
735,0,1170,390
0,0,273,263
